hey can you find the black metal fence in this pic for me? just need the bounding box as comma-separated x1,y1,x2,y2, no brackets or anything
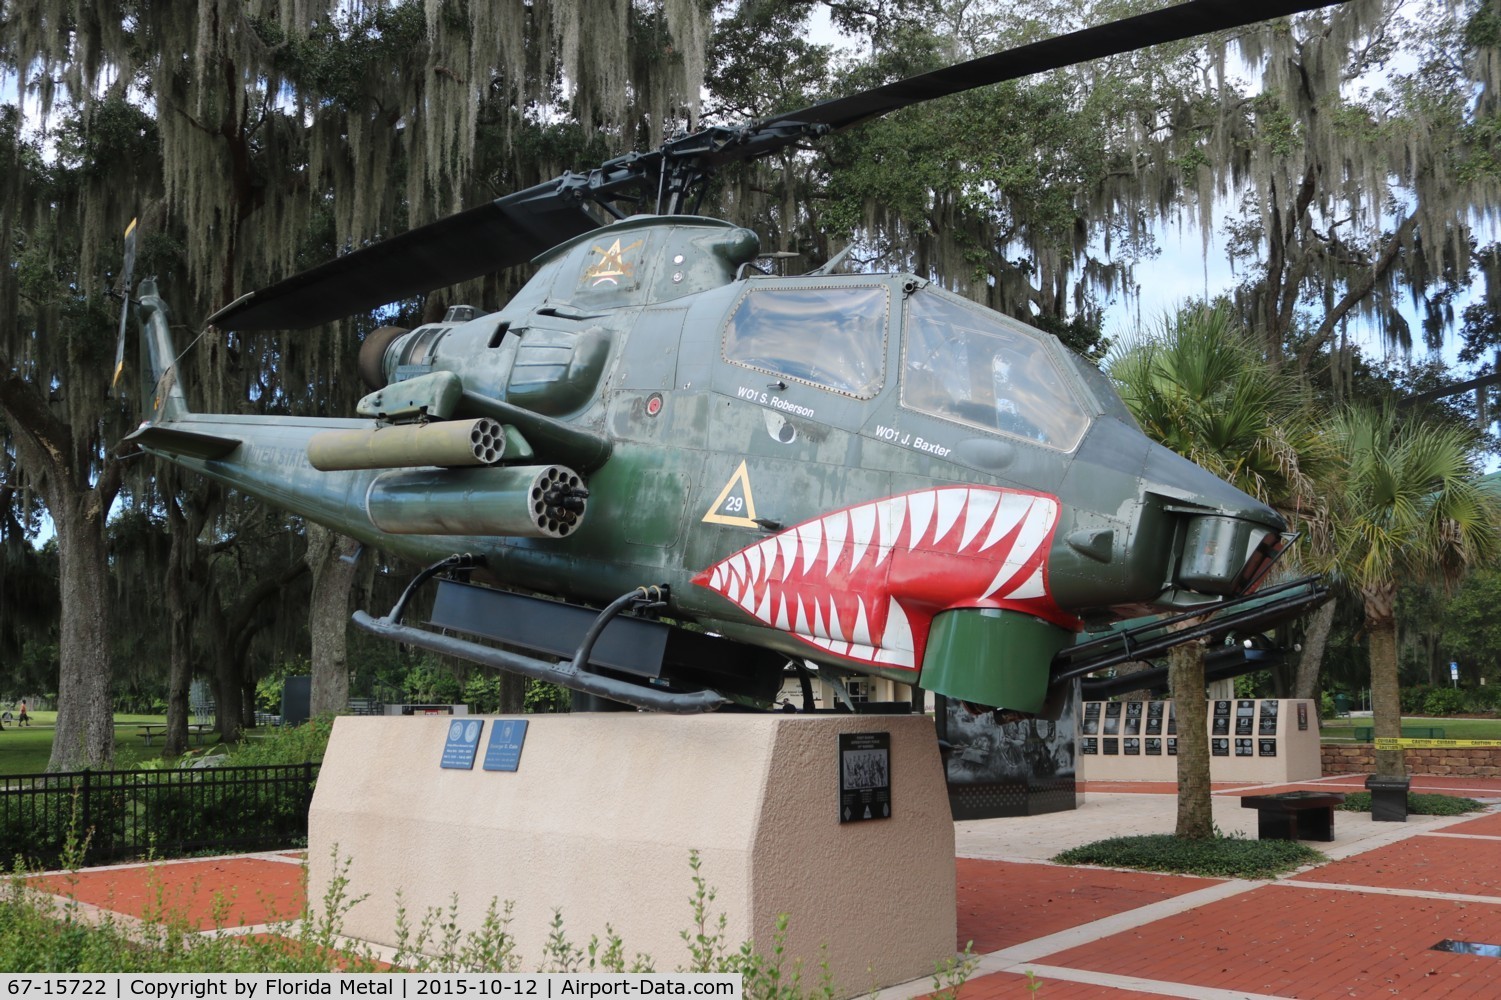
0,764,319,869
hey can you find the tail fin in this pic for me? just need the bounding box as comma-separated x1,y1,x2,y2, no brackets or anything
135,278,190,424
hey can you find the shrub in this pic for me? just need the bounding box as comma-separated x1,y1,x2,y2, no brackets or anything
232,714,334,766
1463,686,1501,713
1052,833,1322,878
524,680,569,714
1400,685,1433,714
1339,792,1483,815
1421,688,1467,717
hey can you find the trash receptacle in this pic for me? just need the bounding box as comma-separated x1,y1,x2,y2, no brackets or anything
1333,693,1351,717
1366,774,1410,822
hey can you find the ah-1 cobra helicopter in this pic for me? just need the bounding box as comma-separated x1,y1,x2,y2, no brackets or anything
121,0,1338,717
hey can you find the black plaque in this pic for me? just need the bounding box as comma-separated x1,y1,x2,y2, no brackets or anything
1235,738,1253,757
1167,704,1177,735
440,718,485,770
1082,737,1098,755
1145,738,1162,755
1083,702,1101,736
1145,701,1164,735
1167,737,1178,755
1298,703,1309,731
1124,702,1143,735
839,732,891,823
1259,700,1279,735
1213,700,1231,735
1259,739,1278,757
482,718,529,772
1124,738,1141,755
1102,738,1119,755
1236,700,1255,735
1103,702,1122,735
1211,738,1230,757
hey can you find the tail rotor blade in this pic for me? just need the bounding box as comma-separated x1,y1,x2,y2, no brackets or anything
113,218,138,388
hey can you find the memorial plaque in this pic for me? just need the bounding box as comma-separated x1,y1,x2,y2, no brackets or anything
1146,701,1164,735
1125,702,1142,735
1235,738,1253,757
1167,704,1177,736
839,732,891,823
1213,700,1231,735
1081,737,1098,755
1102,738,1119,755
1211,738,1229,757
1145,737,1162,755
1259,700,1279,735
1298,703,1309,731
1167,737,1178,755
440,718,484,770
482,718,529,772
1103,702,1122,735
1124,738,1140,755
1259,739,1278,757
1235,700,1255,735
1083,702,1101,736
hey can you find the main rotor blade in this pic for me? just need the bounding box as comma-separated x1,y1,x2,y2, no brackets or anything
208,186,600,331
208,0,1348,331
752,0,1347,138
113,218,138,387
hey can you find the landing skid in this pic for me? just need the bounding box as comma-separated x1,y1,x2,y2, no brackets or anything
352,555,783,713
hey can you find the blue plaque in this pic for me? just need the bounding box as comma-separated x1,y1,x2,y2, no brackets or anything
483,718,530,772
440,718,484,769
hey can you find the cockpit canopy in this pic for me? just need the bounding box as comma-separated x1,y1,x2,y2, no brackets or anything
901,291,1089,451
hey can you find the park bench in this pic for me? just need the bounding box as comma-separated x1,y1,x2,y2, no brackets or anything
1240,791,1347,842
1351,725,1446,742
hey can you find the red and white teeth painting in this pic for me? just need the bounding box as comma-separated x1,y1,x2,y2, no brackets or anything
692,485,1072,671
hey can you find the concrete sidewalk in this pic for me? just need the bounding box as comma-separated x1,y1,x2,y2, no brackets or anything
28,773,1501,998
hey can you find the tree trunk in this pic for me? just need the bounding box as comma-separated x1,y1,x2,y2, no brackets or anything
0,369,121,771
1169,638,1213,839
163,502,193,756
1364,582,1405,780
48,495,117,771
208,600,244,744
163,489,217,756
306,524,361,717
1293,597,1335,701
499,673,527,715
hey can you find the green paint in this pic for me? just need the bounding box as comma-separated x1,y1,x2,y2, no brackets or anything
921,609,1073,713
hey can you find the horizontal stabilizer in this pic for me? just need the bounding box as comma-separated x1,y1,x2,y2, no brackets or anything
123,423,242,460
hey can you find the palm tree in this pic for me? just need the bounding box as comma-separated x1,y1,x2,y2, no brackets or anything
1313,409,1500,784
1109,304,1325,838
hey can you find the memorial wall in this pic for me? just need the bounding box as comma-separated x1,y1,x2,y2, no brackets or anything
1077,698,1322,782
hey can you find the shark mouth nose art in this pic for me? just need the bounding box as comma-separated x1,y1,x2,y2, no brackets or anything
692,486,1070,670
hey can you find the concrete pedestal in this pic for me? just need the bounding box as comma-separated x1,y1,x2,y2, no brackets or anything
309,714,956,992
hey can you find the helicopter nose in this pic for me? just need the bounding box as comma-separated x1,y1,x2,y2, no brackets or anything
1140,440,1288,600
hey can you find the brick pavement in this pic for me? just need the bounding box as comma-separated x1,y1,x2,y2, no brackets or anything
25,781,1501,998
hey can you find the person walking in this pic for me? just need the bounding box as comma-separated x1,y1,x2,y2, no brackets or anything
17,700,30,727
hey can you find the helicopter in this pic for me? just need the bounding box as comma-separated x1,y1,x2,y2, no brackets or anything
120,0,1339,717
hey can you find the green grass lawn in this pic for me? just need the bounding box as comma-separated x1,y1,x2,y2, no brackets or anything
0,713,224,775
1320,715,1501,741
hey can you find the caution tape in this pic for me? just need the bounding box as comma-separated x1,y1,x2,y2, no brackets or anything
1373,737,1501,750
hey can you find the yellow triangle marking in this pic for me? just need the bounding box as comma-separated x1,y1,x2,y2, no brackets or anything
702,460,759,527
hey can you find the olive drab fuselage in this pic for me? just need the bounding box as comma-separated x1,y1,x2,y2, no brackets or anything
130,215,1286,713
